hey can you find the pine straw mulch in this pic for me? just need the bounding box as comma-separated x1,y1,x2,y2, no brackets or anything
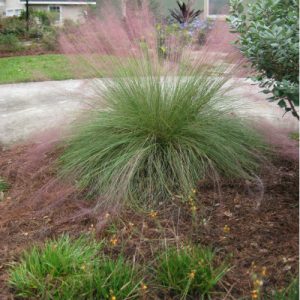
0,143,298,299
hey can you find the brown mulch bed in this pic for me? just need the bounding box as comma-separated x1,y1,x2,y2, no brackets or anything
0,48,60,58
0,143,298,299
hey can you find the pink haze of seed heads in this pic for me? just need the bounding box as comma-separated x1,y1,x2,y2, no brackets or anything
59,1,243,78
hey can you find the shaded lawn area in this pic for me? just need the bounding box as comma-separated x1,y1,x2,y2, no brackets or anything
0,54,107,84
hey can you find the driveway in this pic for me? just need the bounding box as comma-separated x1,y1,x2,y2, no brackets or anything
0,78,298,146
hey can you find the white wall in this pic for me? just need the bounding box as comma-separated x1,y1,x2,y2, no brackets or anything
4,0,25,16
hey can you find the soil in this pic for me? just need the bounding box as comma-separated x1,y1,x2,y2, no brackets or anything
0,47,60,58
0,143,298,299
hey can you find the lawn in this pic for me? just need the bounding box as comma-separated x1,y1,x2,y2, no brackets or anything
0,54,76,84
0,54,109,84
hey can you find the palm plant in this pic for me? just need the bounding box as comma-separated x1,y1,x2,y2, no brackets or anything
169,0,203,24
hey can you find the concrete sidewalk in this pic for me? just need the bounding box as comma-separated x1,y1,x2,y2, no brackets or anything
0,78,298,145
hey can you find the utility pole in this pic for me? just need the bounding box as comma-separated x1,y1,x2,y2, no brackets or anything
25,0,29,32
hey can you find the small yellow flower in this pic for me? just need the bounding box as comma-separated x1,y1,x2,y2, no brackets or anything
141,283,148,290
191,189,196,194
81,264,86,271
149,210,157,218
251,290,258,299
254,279,263,287
188,270,196,279
191,205,197,212
261,266,267,276
111,296,116,300
110,237,118,246
223,225,230,233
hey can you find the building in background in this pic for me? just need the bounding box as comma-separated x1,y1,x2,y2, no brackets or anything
0,0,229,23
0,0,95,22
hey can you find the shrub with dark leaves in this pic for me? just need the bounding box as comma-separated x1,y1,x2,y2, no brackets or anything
228,0,299,119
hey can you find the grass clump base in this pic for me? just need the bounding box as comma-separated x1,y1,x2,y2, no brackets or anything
8,235,141,299
155,246,228,299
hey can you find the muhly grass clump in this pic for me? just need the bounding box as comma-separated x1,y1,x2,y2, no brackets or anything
59,2,266,208
155,245,228,299
60,62,266,207
9,235,141,299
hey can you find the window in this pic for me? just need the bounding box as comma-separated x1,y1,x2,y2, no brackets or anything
5,9,14,17
208,0,229,16
49,5,61,22
15,9,23,16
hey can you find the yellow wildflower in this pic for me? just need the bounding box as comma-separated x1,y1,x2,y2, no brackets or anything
223,225,230,233
251,290,258,299
141,283,148,290
254,279,263,287
110,237,118,246
188,270,196,279
261,266,267,276
191,205,197,212
111,296,116,300
149,210,157,218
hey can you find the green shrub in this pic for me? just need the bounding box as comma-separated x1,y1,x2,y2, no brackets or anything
0,33,22,52
0,16,26,37
33,10,57,26
60,58,266,208
228,0,299,119
27,25,43,39
41,28,58,51
155,246,228,299
9,235,141,299
156,19,211,59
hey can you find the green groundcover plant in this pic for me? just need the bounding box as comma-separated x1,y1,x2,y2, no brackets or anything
9,235,141,299
155,246,228,299
228,0,299,119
